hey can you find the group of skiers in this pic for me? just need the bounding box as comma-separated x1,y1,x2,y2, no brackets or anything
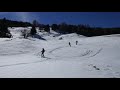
69,41,78,47
41,41,78,58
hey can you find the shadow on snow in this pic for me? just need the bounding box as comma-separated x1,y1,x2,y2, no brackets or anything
33,34,47,41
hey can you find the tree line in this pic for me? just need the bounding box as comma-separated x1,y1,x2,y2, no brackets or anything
50,23,120,37
0,18,32,27
0,18,120,38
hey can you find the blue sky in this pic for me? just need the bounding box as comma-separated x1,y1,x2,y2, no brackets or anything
0,12,120,28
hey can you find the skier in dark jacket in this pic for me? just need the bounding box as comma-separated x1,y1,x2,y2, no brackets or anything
41,48,45,58
76,41,78,45
69,42,71,47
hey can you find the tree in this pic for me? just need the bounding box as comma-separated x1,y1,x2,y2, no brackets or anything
30,25,37,36
59,22,68,34
39,24,45,32
44,24,50,33
33,20,39,27
0,18,12,38
51,24,58,31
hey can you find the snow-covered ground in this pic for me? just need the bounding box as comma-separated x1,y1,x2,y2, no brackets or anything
0,27,120,78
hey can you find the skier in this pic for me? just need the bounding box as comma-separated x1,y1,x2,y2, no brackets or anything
41,48,45,58
69,42,71,47
76,41,78,45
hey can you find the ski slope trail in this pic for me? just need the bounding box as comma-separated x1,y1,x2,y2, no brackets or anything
0,27,120,78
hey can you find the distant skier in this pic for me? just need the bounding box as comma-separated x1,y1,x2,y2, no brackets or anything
69,42,71,47
41,48,45,58
76,41,78,45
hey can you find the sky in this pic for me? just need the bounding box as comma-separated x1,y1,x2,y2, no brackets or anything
0,12,120,28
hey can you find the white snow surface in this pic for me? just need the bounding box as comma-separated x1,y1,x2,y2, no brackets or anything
0,27,120,78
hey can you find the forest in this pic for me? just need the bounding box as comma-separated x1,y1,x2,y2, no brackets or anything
0,18,120,38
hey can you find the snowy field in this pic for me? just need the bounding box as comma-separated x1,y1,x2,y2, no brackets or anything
0,27,120,78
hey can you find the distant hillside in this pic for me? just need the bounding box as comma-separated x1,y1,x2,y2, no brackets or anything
0,18,32,27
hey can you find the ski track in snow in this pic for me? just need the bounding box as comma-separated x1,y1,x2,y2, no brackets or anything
48,46,65,53
88,48,103,58
47,45,103,59
0,58,51,68
0,45,103,68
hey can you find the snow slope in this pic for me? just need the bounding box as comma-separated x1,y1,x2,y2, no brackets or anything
0,27,120,78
